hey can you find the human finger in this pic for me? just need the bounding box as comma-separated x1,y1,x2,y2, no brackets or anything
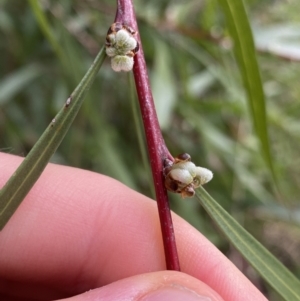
0,153,267,301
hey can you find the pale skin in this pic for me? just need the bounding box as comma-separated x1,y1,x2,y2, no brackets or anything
0,153,268,301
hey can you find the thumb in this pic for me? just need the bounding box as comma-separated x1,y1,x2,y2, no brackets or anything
60,271,224,301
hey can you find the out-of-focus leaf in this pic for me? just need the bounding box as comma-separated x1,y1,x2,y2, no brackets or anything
0,64,43,105
253,23,300,61
187,71,216,97
196,187,300,301
151,39,177,130
28,0,65,64
129,74,153,196
0,47,106,230
218,0,276,180
254,203,300,225
95,128,137,190
0,10,13,32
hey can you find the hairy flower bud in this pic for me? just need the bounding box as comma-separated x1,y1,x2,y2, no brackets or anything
163,153,213,198
105,23,139,72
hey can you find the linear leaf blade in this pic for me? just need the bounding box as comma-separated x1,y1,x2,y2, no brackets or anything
196,187,300,301
218,0,275,179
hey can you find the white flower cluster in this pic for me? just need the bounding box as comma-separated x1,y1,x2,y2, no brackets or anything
164,153,213,198
168,161,213,186
106,25,138,72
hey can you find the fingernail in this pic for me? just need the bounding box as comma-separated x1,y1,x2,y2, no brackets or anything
140,286,212,301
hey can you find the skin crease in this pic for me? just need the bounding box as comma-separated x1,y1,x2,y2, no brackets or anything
0,153,268,301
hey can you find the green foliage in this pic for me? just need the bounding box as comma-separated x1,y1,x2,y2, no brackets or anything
218,0,275,182
197,187,300,301
0,0,299,299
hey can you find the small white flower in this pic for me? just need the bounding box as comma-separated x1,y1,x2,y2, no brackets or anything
105,23,139,72
114,30,137,55
106,47,117,57
111,55,134,72
163,153,213,198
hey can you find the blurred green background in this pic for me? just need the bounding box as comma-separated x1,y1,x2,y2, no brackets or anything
0,0,299,299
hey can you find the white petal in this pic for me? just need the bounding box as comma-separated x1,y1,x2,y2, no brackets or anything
115,29,137,54
174,161,196,175
115,29,130,43
106,47,117,57
106,33,116,45
111,55,134,72
169,169,193,185
124,36,137,50
194,167,213,185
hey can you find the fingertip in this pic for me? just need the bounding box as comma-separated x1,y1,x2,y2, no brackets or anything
59,271,224,301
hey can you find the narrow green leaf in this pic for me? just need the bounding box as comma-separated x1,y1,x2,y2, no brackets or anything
196,187,300,301
0,47,106,230
218,0,276,180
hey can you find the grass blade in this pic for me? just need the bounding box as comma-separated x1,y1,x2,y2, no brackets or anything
0,47,106,230
218,0,275,179
196,187,300,301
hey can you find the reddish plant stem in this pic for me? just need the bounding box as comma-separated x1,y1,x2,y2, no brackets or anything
114,0,180,271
